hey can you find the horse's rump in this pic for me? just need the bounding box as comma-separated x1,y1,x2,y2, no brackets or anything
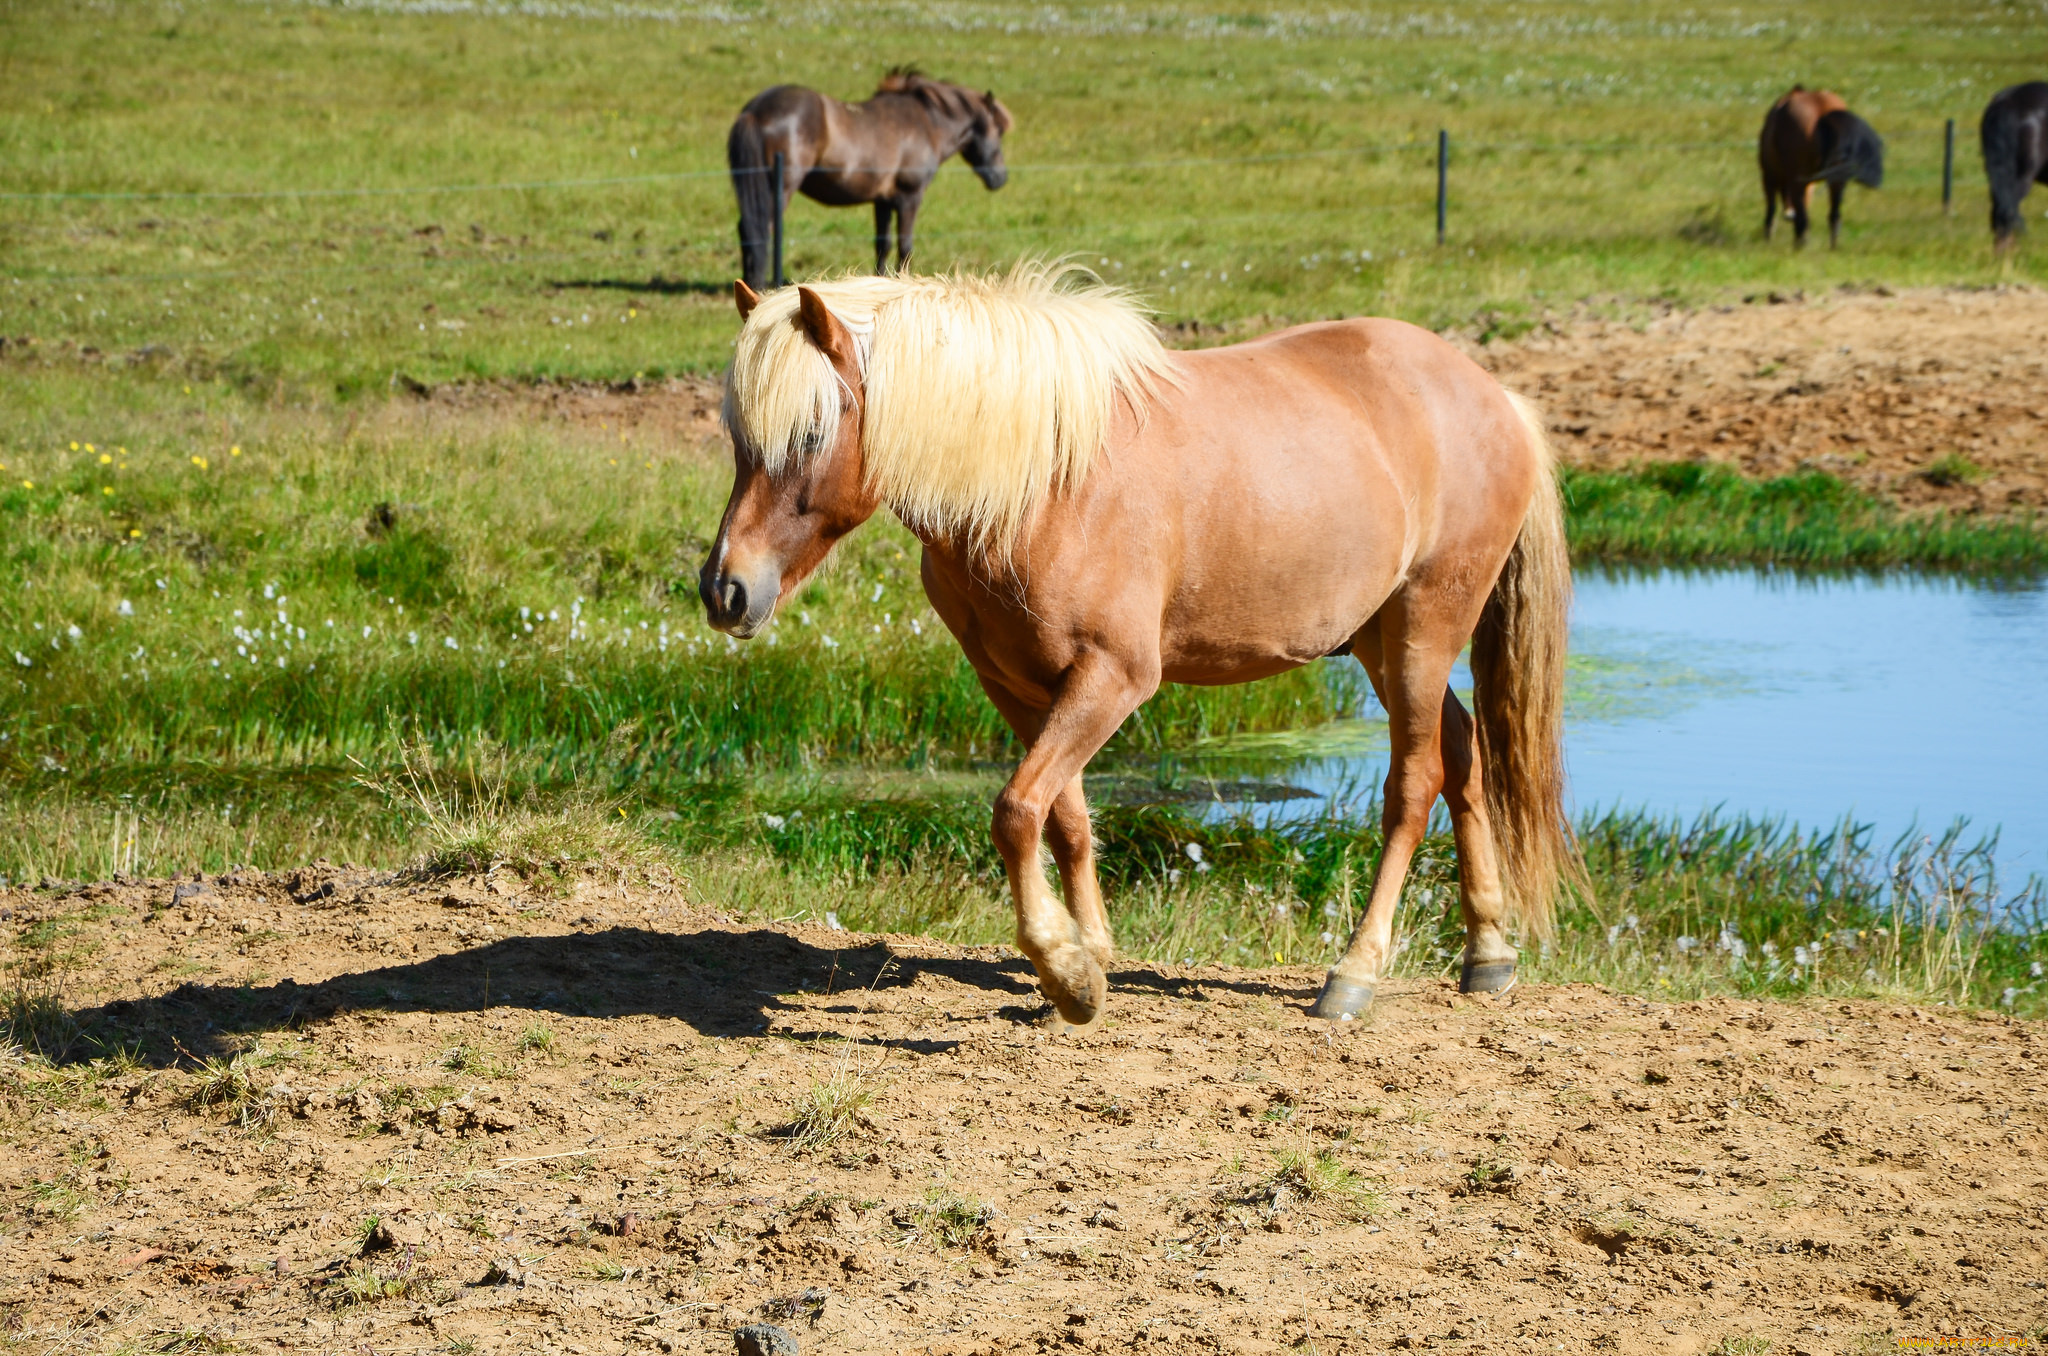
1815,110,1884,189
1984,81,2048,242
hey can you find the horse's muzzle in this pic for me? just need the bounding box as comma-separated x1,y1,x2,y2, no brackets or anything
699,559,777,638
977,165,1009,190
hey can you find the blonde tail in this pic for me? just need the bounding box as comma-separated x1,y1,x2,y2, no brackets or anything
1468,392,1588,937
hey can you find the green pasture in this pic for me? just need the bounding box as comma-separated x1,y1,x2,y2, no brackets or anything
1,0,2045,1023
2,0,2045,390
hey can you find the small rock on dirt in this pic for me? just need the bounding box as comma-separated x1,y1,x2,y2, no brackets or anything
734,1324,799,1356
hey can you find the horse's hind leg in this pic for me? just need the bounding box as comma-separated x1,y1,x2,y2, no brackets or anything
1312,593,1472,1020
1046,776,1114,970
1437,689,1517,992
1762,172,1777,239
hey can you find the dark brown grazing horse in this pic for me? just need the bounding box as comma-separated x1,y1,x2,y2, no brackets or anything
726,71,1013,290
1759,86,1884,248
1984,81,2048,250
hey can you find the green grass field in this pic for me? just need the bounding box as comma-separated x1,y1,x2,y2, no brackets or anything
2,0,2044,1019
3,0,2044,390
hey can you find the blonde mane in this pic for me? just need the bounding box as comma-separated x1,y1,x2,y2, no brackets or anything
722,262,1176,553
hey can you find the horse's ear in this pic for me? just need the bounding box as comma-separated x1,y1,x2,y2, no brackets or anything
795,286,858,372
734,280,764,320
986,92,1013,134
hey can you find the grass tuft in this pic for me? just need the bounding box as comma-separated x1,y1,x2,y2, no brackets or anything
1263,1147,1388,1220
896,1186,996,1251
772,1064,881,1155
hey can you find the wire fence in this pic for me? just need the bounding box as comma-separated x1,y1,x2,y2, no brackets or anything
2,127,1970,203
0,121,1988,290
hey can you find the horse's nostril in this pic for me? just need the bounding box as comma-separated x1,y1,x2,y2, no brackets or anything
721,577,747,618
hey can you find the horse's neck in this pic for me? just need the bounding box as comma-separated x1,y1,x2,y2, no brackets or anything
888,84,974,151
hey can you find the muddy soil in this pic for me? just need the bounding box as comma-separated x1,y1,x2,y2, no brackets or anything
3,867,2043,1355
1468,284,2048,519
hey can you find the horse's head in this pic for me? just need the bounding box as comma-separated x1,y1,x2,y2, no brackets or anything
700,282,880,639
961,91,1014,190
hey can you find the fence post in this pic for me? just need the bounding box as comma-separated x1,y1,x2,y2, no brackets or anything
770,152,786,289
1942,118,1955,215
1435,129,1449,245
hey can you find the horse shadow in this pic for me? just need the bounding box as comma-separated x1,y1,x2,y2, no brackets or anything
547,275,728,296
71,926,1313,1069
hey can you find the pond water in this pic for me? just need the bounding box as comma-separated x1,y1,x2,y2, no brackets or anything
1203,569,2048,891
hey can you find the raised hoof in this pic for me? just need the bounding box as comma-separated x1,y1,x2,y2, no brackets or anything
1460,959,1518,995
1036,946,1107,1031
1310,974,1376,1021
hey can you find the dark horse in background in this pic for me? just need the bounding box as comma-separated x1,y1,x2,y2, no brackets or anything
727,71,1014,290
1758,86,1884,248
1983,81,2048,251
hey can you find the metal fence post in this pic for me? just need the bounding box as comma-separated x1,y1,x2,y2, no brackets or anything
771,152,786,289
1942,118,1955,215
1436,129,1449,245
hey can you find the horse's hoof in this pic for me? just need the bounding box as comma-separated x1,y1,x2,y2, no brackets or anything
1460,959,1517,995
1310,974,1376,1020
1039,946,1106,1030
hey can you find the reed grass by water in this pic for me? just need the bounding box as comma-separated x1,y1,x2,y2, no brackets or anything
1562,464,2048,575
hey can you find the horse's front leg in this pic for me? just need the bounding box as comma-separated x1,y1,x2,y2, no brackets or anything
895,193,923,273
1827,179,1845,249
872,200,896,275
987,655,1153,1029
975,679,1118,976
1047,777,1114,970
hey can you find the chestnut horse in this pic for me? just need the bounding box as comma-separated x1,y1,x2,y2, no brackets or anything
700,265,1580,1028
1759,86,1884,248
727,71,1013,291
1983,81,2048,250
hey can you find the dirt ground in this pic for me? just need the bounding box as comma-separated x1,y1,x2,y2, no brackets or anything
1466,284,2048,519
3,866,2043,1356
464,284,2048,522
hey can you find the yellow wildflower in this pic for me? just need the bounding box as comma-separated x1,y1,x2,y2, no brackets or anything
191,455,209,470
99,453,112,465
128,528,141,538
69,442,79,451
230,445,241,457
102,486,113,496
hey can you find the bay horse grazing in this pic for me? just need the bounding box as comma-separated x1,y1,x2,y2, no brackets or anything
1759,86,1884,248
727,71,1014,291
1983,81,2048,250
700,264,1583,1029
